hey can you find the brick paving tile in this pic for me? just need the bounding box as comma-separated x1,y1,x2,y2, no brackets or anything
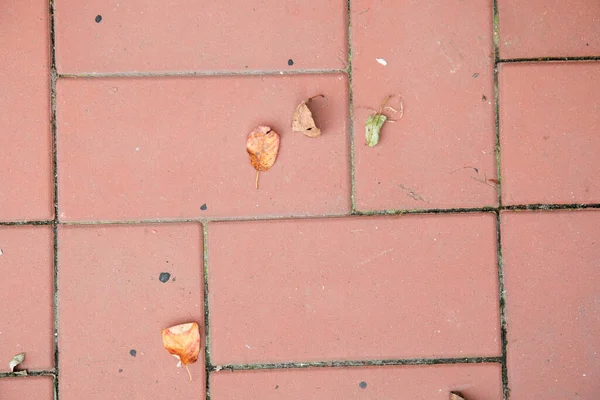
498,0,600,59
0,377,54,400
351,0,497,211
499,63,600,205
210,364,503,399
208,214,500,365
502,210,600,399
56,75,350,222
54,1,347,74
58,224,204,399
0,0,53,221
0,226,54,371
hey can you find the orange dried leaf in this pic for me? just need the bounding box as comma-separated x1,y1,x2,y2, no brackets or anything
246,125,280,188
161,322,200,365
291,95,323,137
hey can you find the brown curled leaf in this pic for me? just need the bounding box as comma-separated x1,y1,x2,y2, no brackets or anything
162,322,201,382
487,178,500,184
246,126,280,188
449,392,466,400
291,95,324,137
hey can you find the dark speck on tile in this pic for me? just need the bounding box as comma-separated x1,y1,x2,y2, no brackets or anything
359,381,367,389
200,203,207,211
129,349,137,357
159,272,171,283
288,59,294,66
95,15,102,23
119,368,123,373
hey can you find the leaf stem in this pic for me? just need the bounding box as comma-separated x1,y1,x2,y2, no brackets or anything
184,364,192,382
255,170,260,189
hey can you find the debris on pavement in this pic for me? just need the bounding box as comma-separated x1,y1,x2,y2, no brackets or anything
246,126,280,189
8,352,27,375
162,322,201,382
366,94,403,147
291,95,324,138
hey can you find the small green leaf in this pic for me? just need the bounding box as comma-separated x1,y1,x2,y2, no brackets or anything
365,113,387,147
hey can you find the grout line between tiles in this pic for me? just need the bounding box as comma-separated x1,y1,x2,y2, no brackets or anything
202,223,212,400
499,56,600,63
58,69,347,79
211,356,503,372
492,2,510,399
2,203,600,227
0,370,57,379
49,0,60,397
346,0,356,213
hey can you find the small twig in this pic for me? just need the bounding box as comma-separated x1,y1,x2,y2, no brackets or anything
255,170,260,189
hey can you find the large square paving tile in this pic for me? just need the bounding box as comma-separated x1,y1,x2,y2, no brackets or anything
57,75,350,222
502,210,600,399
208,214,500,365
210,364,502,399
0,377,54,400
0,0,53,221
58,224,204,399
0,226,54,371
499,63,600,205
351,0,497,211
498,0,600,59
55,0,347,73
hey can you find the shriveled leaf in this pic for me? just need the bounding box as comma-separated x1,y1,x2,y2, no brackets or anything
487,178,500,184
365,113,387,147
9,352,25,373
449,392,465,400
246,125,280,188
365,94,402,147
161,322,200,365
291,95,323,138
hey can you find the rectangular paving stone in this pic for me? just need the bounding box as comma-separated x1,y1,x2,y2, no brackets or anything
58,224,204,399
55,0,347,73
0,377,54,400
210,364,503,399
499,63,600,205
498,0,600,59
0,226,54,371
0,0,53,221
351,0,497,211
502,210,600,399
208,214,500,365
56,75,350,221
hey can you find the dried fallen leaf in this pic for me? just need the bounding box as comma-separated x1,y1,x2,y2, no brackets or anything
246,125,280,189
162,322,200,382
366,95,403,147
487,178,500,184
9,352,25,373
450,392,465,400
291,95,324,138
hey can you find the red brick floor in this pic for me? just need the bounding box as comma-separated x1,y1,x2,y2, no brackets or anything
1,1,599,399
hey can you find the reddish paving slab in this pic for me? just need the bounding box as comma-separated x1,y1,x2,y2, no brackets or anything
54,1,347,74
56,75,350,222
351,0,497,211
0,226,54,371
210,364,502,399
58,224,204,399
502,210,600,399
0,0,53,221
208,214,500,365
498,0,600,59
0,377,54,400
499,63,600,205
